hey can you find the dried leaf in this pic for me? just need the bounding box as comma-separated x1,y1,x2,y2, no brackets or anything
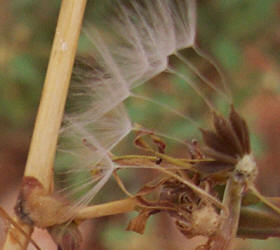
126,209,155,234
134,131,154,152
133,126,166,154
150,134,166,153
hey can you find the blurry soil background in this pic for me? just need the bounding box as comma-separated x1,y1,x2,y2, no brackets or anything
1,0,280,249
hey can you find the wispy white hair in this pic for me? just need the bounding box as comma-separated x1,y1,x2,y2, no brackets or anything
56,0,208,210
88,0,196,89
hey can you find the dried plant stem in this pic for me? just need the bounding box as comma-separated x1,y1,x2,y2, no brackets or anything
24,0,87,191
76,198,138,220
0,208,40,250
239,197,280,239
210,178,242,250
112,155,207,168
3,0,87,249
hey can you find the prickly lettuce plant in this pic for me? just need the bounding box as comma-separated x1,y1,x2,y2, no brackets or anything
12,1,280,249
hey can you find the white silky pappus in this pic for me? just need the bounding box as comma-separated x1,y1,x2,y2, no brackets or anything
55,0,228,213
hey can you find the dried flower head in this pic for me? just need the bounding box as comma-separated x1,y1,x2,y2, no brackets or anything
55,0,203,212
195,106,254,180
160,178,221,239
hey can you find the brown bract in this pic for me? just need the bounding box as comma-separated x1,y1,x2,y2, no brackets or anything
195,106,251,179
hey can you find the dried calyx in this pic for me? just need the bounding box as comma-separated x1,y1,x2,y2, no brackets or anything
195,105,257,184
127,106,259,245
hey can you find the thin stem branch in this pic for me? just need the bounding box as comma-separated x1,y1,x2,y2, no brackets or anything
112,154,209,164
3,0,87,249
248,184,280,215
209,178,242,250
76,198,138,220
0,208,40,250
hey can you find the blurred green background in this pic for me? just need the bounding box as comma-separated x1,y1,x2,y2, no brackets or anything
1,0,280,249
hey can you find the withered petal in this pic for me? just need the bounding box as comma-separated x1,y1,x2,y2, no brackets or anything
126,209,155,234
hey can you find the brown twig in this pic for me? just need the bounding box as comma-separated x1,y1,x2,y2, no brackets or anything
3,0,87,249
